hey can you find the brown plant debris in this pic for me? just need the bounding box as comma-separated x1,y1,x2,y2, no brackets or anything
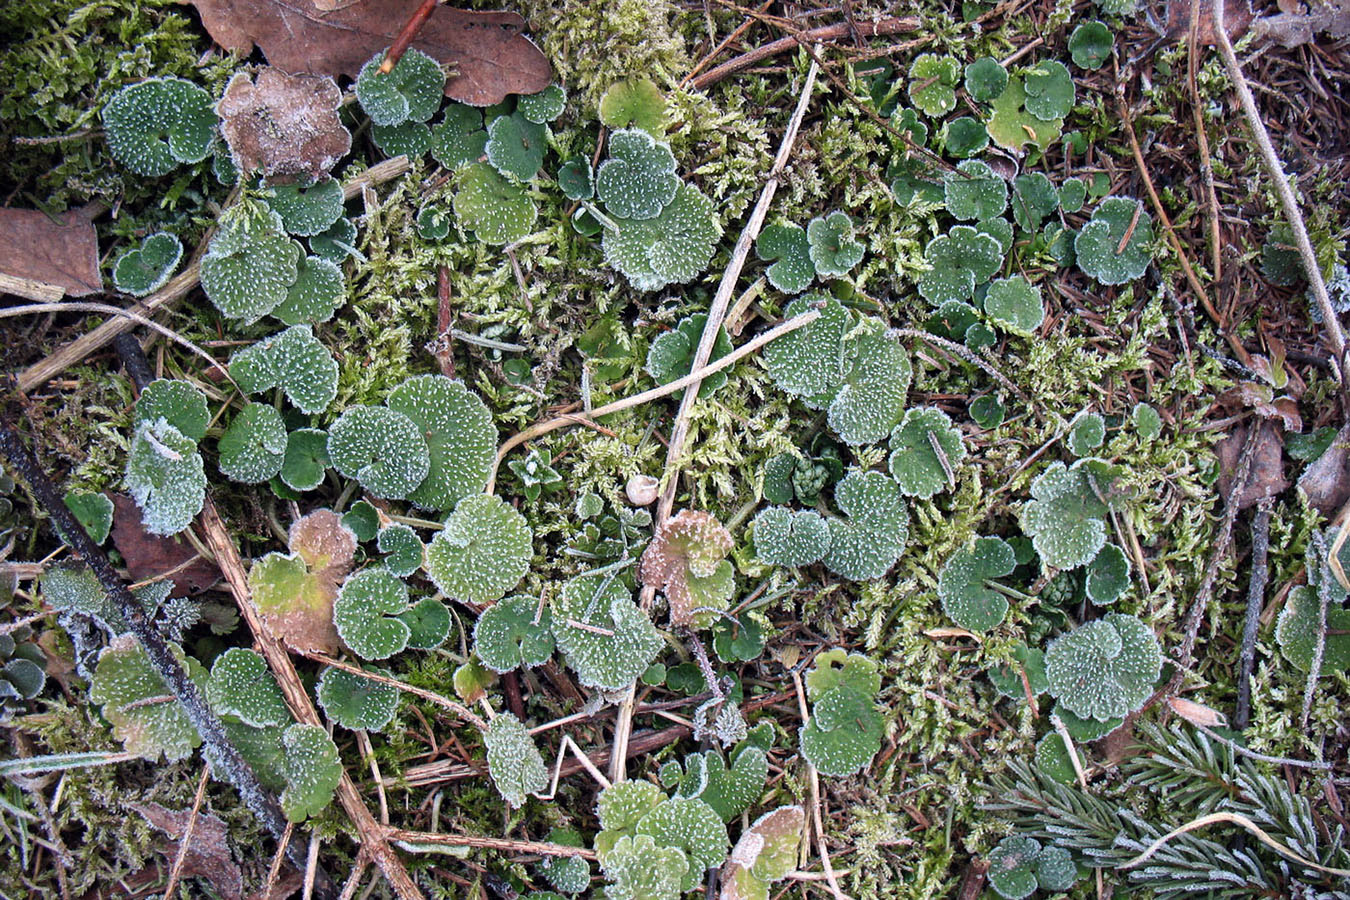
639,509,733,627
217,68,352,181
0,206,101,299
1253,0,1350,47
110,493,222,596
186,0,552,106
1164,0,1255,43
127,801,244,900
1216,420,1288,509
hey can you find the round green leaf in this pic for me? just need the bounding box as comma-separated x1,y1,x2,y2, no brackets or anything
1069,21,1114,70
887,406,966,498
473,593,554,673
326,405,430,499
218,402,287,484
356,48,445,127
938,536,1017,632
425,494,532,604
113,232,183,297
964,57,1008,102
102,77,216,175
984,275,1044,337
1045,613,1162,721
333,567,411,660
317,664,400,731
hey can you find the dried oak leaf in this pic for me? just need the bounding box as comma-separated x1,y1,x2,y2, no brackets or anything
186,0,551,106
1164,0,1255,44
1216,420,1288,509
218,68,352,180
110,493,222,596
0,206,100,299
1299,422,1350,515
127,801,243,900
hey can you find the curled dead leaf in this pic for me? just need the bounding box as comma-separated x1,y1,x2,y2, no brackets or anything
128,802,243,900
1165,0,1255,43
218,68,352,180
1298,423,1350,515
1216,421,1288,509
110,493,222,597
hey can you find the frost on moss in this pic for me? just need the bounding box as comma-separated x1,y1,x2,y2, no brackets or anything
798,649,884,776
125,418,206,536
200,206,301,323
326,405,430,499
646,314,732,399
918,225,1003,305
887,406,966,498
721,806,804,900
597,128,679,220
755,222,814,294
806,211,864,277
601,182,721,292
453,162,538,245
206,647,289,729
1019,459,1116,570
113,232,182,297
943,160,1007,221
316,664,400,731
482,712,548,808
1075,197,1153,285
386,374,496,511
823,470,908,580
135,379,209,443
486,112,547,181
425,494,532,604
249,508,356,655
473,593,554,673
937,536,1017,632
1045,613,1162,721
218,402,287,484
333,567,413,660
355,48,444,127
101,77,216,176
553,573,662,690
279,723,341,822
752,506,830,568
639,509,735,628
230,324,339,415
90,636,205,762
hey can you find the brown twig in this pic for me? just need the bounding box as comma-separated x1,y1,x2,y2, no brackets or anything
690,16,918,89
161,766,212,900
383,828,599,859
1187,0,1223,283
379,0,438,74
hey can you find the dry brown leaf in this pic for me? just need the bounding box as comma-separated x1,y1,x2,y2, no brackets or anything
186,0,552,106
1298,422,1350,515
1166,696,1228,727
1165,0,1255,43
110,493,222,596
128,801,243,900
1253,0,1350,47
1216,421,1288,509
639,509,733,628
250,508,355,655
0,206,101,299
217,68,352,180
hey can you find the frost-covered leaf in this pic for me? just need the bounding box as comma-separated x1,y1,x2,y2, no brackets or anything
327,405,430,499
1023,60,1075,121
1084,543,1130,605
207,647,289,728
518,84,566,123
755,222,814,293
964,57,1008,102
599,78,666,134
601,182,721,292
987,642,1049,700
943,160,1007,221
216,68,351,180
975,217,1014,255
1010,173,1059,231
218,402,287,484
986,835,1042,900
557,155,594,201
317,664,399,731
540,827,590,893
806,211,864,277
473,593,554,673
763,293,851,398
483,711,548,808
712,611,767,662
1045,613,1162,721
752,506,830,567
918,225,1003,305
430,103,488,170
342,500,380,542
90,636,204,762
639,510,734,628
938,536,1017,632
1034,732,1076,784
720,806,804,900
553,574,663,690
125,419,206,536
1075,197,1153,285
399,597,452,650
417,206,451,240
1058,178,1087,214
453,162,538,245
229,326,339,414
425,494,531,604
355,48,444,127
634,797,729,890
102,77,216,175
373,120,432,157
799,681,883,776
942,116,988,157
908,54,960,117
200,206,301,323
1020,459,1111,569
806,648,882,698
1133,402,1163,440
279,723,340,822
386,374,496,511
250,509,356,654
267,177,343,237
135,379,209,443
887,406,966,498
600,833,685,900
986,77,1062,155
824,319,912,445
309,217,358,263
272,255,345,326
64,490,114,545
377,523,423,577
1275,585,1350,673
823,471,909,580
598,779,666,833
113,232,182,297
333,567,412,660
597,129,680,220
646,314,732,399
984,276,1044,337
280,427,329,493
671,743,769,823
1066,413,1105,458
486,112,547,181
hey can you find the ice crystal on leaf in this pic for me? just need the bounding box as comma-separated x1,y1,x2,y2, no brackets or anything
125,419,206,536
918,225,1003,305
908,54,960,117
113,232,183,297
887,406,966,498
63,491,114,545
937,536,1017,632
316,664,399,731
279,428,330,493
601,834,685,900
557,155,595,201
430,103,488,170
217,402,287,484
200,206,301,323
822,470,908,581
229,325,339,414
90,636,205,762
984,275,1044,337
1023,60,1075,121
386,374,496,511
601,183,721,292
634,797,729,890
135,379,209,443
1019,459,1114,569
763,294,851,398
1045,613,1162,721
822,319,912,446
943,160,1007,221
1010,173,1060,231
206,647,289,728
453,162,538,245
798,649,884,776
326,405,430,499
333,567,413,660
355,48,444,127
376,523,423,577
964,57,1008,102
102,77,216,176
1084,543,1130,605
752,506,829,568
553,573,663,690
806,211,865,277
486,112,548,181
482,712,548,808
1276,585,1350,673
425,494,532,604
518,84,566,123
986,835,1077,899
1075,197,1153,285
399,597,452,650
599,78,666,134
473,593,554,673
720,806,804,900
279,723,341,822
640,510,735,628
755,222,814,294
267,177,344,237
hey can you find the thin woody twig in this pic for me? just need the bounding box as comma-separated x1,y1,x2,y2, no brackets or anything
1234,497,1272,730
161,766,212,900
